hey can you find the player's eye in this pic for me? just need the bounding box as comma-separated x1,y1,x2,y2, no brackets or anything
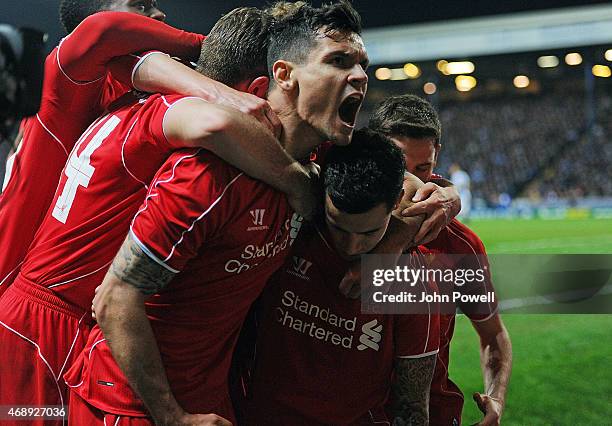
332,56,348,67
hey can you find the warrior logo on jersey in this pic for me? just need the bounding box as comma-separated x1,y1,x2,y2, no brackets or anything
288,257,313,280
358,319,383,352
248,209,268,231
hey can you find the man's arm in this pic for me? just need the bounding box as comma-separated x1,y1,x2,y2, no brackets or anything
400,182,461,246
470,314,512,426
391,355,437,425
94,234,231,426
129,53,281,136
163,99,318,219
59,11,203,83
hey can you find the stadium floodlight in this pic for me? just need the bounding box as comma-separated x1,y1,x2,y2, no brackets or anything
436,59,450,75
592,64,611,78
513,75,530,88
455,75,477,91
445,61,475,74
390,68,409,80
605,49,612,61
537,55,559,68
375,67,392,80
403,63,421,78
565,53,582,66
423,82,437,95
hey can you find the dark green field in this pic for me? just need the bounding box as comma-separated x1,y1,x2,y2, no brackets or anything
449,218,612,425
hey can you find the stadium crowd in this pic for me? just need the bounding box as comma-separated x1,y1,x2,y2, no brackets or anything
436,92,587,205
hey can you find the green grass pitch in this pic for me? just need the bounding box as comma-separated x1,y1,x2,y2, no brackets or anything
449,218,612,425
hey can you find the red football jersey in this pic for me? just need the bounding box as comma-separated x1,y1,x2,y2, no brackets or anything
65,150,302,423
0,11,204,291
246,223,440,425
19,94,205,311
422,218,498,425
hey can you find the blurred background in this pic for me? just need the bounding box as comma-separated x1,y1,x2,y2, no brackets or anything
2,1,611,424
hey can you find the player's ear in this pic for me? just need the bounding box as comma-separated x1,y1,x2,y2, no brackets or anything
272,60,296,92
434,142,441,162
247,76,270,99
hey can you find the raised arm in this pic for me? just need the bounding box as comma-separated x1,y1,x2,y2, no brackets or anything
129,53,281,136
391,355,437,425
163,98,318,219
59,11,203,82
399,181,460,246
94,234,231,426
471,314,512,426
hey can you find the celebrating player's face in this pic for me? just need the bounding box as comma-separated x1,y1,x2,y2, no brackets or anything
108,0,166,21
292,30,368,146
324,195,391,260
390,135,439,182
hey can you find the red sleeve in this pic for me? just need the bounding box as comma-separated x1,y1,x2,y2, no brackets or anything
393,282,440,358
393,249,440,358
105,54,142,91
58,11,204,83
394,312,440,358
130,150,239,272
99,74,132,110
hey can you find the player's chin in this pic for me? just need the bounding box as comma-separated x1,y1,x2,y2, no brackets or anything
330,127,355,146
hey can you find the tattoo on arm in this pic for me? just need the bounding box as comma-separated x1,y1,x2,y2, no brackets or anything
392,354,437,426
111,235,176,295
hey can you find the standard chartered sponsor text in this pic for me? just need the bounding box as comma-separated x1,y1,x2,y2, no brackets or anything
277,290,357,349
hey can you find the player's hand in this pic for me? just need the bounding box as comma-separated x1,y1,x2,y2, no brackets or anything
401,183,460,245
215,86,281,138
471,392,503,426
170,412,232,426
286,162,321,221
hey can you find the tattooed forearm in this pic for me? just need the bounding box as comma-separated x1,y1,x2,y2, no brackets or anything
110,234,176,295
392,354,437,426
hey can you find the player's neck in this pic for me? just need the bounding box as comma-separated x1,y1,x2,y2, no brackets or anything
269,93,324,160
278,115,325,160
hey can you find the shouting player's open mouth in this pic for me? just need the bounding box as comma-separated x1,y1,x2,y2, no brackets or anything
338,93,363,128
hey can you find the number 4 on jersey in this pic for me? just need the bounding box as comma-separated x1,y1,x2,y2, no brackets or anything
52,115,121,224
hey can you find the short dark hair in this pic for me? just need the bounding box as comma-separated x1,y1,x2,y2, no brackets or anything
266,0,362,81
369,94,442,143
59,0,112,33
197,7,270,87
323,128,405,214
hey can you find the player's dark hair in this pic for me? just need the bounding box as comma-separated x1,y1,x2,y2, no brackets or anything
197,7,270,87
59,0,113,33
266,0,362,83
323,128,405,214
369,94,442,144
